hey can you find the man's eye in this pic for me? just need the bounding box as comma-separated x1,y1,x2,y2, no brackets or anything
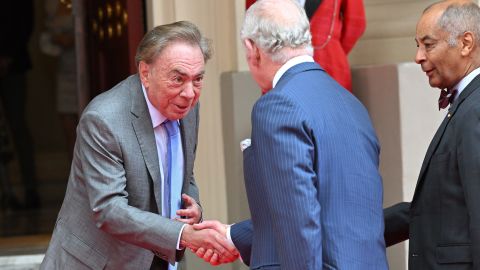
173,77,183,84
192,77,203,87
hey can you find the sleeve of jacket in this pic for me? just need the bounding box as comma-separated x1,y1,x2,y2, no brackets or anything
77,110,184,265
340,0,366,54
250,93,322,269
457,107,480,268
384,202,410,247
230,220,253,266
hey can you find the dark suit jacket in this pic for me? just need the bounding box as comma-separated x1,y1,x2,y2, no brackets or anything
232,62,387,269
385,74,480,270
41,75,199,270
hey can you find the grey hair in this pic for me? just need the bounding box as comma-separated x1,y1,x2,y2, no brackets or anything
241,0,312,63
135,21,212,67
426,1,480,47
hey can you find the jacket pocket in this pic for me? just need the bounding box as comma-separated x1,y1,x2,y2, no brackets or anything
243,146,253,162
430,152,450,164
252,264,280,270
435,244,472,264
61,233,107,269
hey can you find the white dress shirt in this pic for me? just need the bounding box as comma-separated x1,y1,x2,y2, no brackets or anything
451,67,480,102
272,55,315,88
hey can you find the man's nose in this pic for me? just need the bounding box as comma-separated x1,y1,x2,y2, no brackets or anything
181,82,195,99
415,47,425,64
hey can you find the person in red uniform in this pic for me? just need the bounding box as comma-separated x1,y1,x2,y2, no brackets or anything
246,0,366,92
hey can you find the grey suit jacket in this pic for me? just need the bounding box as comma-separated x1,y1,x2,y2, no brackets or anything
41,74,200,270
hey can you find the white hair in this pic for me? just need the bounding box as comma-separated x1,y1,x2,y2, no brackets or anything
428,1,480,47
241,0,313,63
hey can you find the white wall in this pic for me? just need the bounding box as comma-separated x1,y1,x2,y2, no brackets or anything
350,0,435,66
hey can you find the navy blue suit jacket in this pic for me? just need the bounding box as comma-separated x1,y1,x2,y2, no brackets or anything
231,62,388,269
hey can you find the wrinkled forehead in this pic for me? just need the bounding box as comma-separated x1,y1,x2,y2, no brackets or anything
416,9,445,41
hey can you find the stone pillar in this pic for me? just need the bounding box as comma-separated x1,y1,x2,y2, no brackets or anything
352,63,444,270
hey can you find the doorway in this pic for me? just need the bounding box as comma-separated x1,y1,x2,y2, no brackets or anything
0,0,145,258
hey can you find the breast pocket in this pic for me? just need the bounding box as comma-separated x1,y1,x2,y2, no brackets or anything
243,146,253,162
436,244,472,264
243,146,256,182
430,152,451,165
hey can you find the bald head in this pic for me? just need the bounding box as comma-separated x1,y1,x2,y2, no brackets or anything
424,0,473,14
423,0,480,46
241,0,312,63
415,0,480,90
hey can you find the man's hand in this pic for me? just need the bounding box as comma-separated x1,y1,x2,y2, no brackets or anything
193,220,228,236
175,194,202,224
180,224,238,264
190,220,238,265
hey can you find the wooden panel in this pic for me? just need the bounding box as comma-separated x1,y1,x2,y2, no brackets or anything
85,0,145,97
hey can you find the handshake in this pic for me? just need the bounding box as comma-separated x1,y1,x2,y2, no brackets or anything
180,220,239,265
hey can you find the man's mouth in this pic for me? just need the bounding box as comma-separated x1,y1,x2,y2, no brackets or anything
175,104,189,111
424,68,434,77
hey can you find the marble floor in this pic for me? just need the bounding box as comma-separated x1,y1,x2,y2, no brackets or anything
0,254,44,270
0,234,49,270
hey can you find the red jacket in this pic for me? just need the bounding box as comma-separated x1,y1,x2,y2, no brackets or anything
246,0,366,91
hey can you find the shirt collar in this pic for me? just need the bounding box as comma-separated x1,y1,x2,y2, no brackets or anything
142,84,167,128
452,67,480,100
272,55,315,88
297,0,306,6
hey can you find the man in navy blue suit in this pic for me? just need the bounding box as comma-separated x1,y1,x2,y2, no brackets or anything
193,0,388,268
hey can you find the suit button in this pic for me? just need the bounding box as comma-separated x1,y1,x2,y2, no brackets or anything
411,253,419,257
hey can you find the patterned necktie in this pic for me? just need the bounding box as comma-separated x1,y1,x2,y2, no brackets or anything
438,88,457,110
162,120,179,218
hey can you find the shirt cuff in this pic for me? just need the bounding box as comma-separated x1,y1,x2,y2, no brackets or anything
177,224,187,250
226,224,235,247
226,224,243,263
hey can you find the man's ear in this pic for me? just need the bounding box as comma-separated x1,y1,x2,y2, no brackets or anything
244,38,254,51
138,61,150,87
244,39,261,67
460,31,475,56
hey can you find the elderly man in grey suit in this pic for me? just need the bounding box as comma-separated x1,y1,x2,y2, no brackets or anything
41,21,237,270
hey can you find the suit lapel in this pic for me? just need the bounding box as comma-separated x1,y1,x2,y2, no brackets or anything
179,105,196,194
414,114,449,195
413,74,480,203
129,75,162,211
